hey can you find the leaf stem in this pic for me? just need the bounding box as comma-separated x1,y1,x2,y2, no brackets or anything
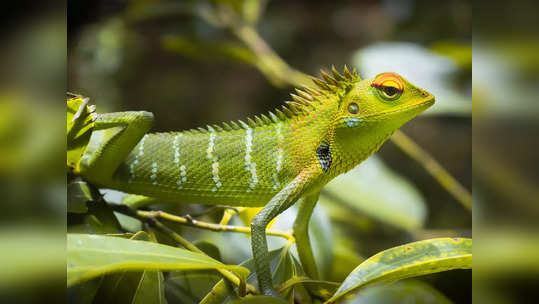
137,210,295,242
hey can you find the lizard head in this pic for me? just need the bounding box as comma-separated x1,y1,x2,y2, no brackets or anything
332,72,434,165
336,72,434,130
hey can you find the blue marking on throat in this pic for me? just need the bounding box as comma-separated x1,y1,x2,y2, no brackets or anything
344,118,362,128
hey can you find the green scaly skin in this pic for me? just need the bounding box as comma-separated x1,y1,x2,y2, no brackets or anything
67,66,434,296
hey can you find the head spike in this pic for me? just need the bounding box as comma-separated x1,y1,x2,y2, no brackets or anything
310,76,330,90
295,88,313,101
303,86,322,96
352,67,359,77
230,121,240,129
212,124,223,132
238,120,249,129
274,109,287,120
343,64,353,79
290,93,310,106
247,118,256,128
331,65,345,81
326,83,338,92
321,69,338,86
260,113,271,124
281,105,294,118
254,115,264,126
311,95,324,105
286,101,308,114
221,122,232,131
269,111,279,122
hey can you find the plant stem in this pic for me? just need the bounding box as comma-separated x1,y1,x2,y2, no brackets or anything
137,210,294,242
231,25,311,87
391,130,472,211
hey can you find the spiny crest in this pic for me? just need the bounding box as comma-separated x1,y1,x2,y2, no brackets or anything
188,66,360,134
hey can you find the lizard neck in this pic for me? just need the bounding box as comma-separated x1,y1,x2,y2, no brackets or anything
332,123,395,175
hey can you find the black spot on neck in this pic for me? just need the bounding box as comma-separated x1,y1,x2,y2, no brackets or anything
316,142,332,172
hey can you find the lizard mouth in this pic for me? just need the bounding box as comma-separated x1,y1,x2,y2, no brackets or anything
362,95,435,120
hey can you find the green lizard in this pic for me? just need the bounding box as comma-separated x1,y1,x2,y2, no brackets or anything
67,66,434,296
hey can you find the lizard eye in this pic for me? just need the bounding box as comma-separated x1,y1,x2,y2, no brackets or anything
371,73,404,101
381,86,399,97
348,102,359,114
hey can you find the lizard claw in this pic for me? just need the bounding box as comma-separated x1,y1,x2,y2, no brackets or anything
71,97,90,122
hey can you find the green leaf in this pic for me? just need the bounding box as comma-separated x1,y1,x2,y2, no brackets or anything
321,156,427,231
278,277,340,301
164,241,224,303
166,270,223,304
201,245,304,304
228,295,288,304
67,179,123,234
113,212,143,232
306,202,334,279
342,280,453,304
68,199,122,234
92,231,168,304
327,238,472,303
67,277,104,304
194,240,222,262
67,234,249,287
67,180,91,213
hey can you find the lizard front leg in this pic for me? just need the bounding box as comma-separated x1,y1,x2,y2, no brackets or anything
293,191,320,279
80,111,153,184
251,166,321,296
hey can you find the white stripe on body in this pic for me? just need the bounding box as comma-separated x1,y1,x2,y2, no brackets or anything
173,134,187,189
272,123,284,190
150,162,158,185
207,129,222,192
128,134,147,184
244,128,259,192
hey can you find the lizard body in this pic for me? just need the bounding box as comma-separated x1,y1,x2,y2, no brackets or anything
67,67,434,296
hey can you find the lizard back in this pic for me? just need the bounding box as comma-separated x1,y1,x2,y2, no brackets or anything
112,122,295,206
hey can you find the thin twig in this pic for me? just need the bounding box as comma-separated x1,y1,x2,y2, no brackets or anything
137,210,295,242
391,130,472,211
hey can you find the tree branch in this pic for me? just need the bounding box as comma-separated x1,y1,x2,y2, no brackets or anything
137,210,294,242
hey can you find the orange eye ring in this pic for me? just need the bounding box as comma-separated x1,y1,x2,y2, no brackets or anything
371,73,404,101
